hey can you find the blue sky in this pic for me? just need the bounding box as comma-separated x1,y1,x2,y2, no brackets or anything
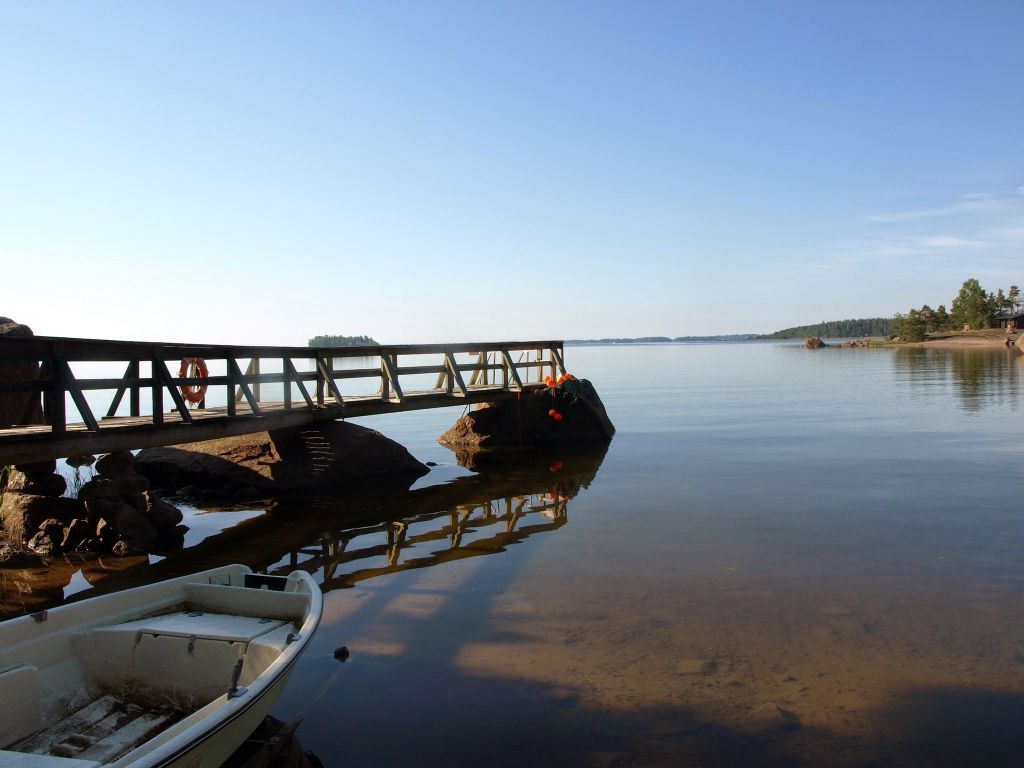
2,2,1022,343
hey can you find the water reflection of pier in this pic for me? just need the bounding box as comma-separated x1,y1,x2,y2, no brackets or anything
0,447,605,618
283,492,568,589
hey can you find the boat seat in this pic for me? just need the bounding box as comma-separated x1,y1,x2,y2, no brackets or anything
94,610,289,644
182,583,308,620
0,664,41,748
71,610,290,705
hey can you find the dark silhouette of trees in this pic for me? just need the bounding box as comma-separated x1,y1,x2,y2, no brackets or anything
308,334,379,347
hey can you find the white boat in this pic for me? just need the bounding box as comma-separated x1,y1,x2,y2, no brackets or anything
0,564,322,768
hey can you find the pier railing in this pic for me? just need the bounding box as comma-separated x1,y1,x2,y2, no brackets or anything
0,337,566,463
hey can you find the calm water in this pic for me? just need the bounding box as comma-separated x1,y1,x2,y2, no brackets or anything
4,343,1024,766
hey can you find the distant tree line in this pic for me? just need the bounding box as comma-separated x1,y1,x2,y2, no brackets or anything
892,279,1021,342
760,318,894,340
307,334,379,347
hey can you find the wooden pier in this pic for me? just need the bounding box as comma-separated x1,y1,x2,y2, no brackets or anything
0,337,566,464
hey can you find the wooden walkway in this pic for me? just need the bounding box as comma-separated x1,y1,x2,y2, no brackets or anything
0,337,565,464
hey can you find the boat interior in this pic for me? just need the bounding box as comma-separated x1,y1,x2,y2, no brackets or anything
0,572,309,766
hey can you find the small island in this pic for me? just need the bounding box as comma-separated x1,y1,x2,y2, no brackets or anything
307,334,379,347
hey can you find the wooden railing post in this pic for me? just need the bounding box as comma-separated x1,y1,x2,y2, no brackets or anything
227,355,237,417
380,353,390,401
129,360,140,417
151,351,164,425
43,342,66,435
153,357,192,424
380,354,404,403
315,353,325,405
282,355,292,409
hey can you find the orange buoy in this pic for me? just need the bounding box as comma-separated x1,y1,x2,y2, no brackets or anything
178,357,209,405
553,412,563,423
548,409,558,417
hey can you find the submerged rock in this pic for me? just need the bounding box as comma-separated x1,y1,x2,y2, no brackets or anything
135,421,429,499
804,337,828,349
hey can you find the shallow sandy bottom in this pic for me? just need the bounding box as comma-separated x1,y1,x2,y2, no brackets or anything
315,533,1023,767
450,571,1024,766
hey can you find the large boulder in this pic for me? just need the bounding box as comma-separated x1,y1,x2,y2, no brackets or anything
78,474,149,502
0,492,82,544
439,378,614,453
804,337,827,349
105,504,159,552
143,494,184,530
27,518,66,556
5,470,67,497
135,421,429,498
0,318,44,428
94,450,136,478
66,455,96,469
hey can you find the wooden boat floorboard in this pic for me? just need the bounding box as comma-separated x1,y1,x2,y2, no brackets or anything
15,694,179,763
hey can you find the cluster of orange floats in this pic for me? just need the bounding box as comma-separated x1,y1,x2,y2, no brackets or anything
543,372,574,388
544,372,574,423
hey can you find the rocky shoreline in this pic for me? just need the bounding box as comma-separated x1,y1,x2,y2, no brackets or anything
0,452,186,566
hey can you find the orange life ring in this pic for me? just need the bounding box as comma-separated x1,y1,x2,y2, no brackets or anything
178,357,208,405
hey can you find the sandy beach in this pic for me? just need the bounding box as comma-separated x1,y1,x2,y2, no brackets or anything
903,332,1021,350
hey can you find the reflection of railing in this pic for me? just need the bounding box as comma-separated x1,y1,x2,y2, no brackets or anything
278,493,569,589
0,440,606,620
0,338,566,463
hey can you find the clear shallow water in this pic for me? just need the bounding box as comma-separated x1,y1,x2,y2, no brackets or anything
4,343,1024,766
